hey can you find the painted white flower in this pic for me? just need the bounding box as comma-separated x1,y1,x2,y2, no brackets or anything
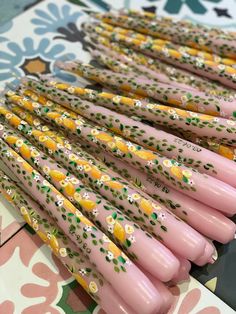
57,200,64,207
128,235,136,243
6,188,12,195
65,150,71,155
32,222,39,231
189,112,198,117
107,251,114,260
33,119,40,127
108,225,114,233
33,174,40,181
84,225,92,232
163,159,172,167
6,113,13,119
2,132,7,139
92,137,98,143
0,124,3,130
172,113,179,120
232,73,236,81
218,64,226,72
133,100,142,108
127,194,134,203
6,151,12,157
59,248,67,257
189,179,195,186
147,103,155,109
65,177,71,183
125,225,134,234
89,281,98,294
70,178,80,184
213,117,220,122
57,143,64,149
91,129,99,136
131,193,140,201
77,165,84,171
147,160,154,167
195,58,204,68
35,109,42,116
113,96,121,104
162,47,169,57
67,86,75,94
159,213,166,220
56,194,64,201
83,193,89,199
168,109,176,114
102,234,111,243
226,120,235,126
17,157,24,163
15,139,23,147
43,180,51,186
96,180,103,187
92,208,99,217
34,158,39,166
101,175,110,182
79,268,87,276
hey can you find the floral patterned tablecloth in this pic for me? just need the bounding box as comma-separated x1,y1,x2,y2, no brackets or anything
0,0,236,313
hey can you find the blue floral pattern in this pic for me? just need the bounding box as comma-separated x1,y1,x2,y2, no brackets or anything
0,37,76,82
164,0,221,14
31,3,82,35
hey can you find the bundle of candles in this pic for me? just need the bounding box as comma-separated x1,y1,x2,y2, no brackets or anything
0,9,236,314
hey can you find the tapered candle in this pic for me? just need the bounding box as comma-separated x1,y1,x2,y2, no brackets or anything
0,138,161,314
0,170,136,314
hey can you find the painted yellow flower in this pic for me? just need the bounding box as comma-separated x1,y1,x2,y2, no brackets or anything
68,86,75,93
39,135,47,142
89,281,98,293
171,166,183,180
163,159,172,168
182,169,192,178
129,145,137,152
15,139,23,147
84,164,92,172
20,206,28,215
42,126,49,132
31,94,38,101
113,222,126,243
70,177,80,184
108,142,116,149
152,203,162,210
125,224,134,234
132,193,140,200
106,215,115,225
101,175,110,182
31,150,40,158
17,157,24,163
65,143,72,150
69,153,78,161
59,180,68,187
46,100,53,106
75,119,84,126
43,166,50,174
59,248,67,257
74,192,82,202
91,129,99,136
